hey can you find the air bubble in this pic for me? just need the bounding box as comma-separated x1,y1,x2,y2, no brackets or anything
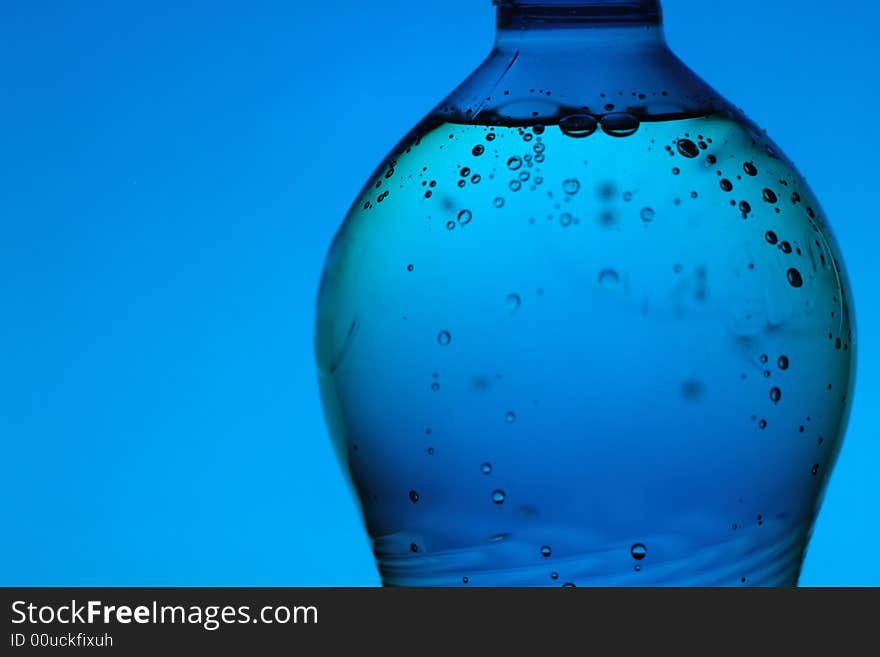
787,268,804,287
541,545,552,557
769,387,781,403
458,209,472,225
598,268,620,287
505,293,521,312
743,162,758,176
472,144,485,156
559,114,598,138
765,231,778,244
758,419,767,429
493,197,505,208
720,179,733,192
677,139,700,158
640,207,655,222
507,156,522,170
481,462,492,475
563,179,581,195
437,330,451,346
409,490,420,503
505,411,517,423
600,113,640,137
762,188,778,203
777,355,789,370
630,543,647,560
492,490,507,504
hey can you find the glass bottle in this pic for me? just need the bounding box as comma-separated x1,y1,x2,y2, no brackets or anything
315,0,855,586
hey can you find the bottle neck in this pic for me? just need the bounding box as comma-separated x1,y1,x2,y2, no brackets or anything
495,0,662,30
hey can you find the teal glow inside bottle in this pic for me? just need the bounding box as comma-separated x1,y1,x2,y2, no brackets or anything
315,0,856,586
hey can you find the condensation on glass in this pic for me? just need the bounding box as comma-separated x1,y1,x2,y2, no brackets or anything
315,0,856,586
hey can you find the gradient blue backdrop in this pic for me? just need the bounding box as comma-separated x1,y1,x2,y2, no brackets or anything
1,0,876,585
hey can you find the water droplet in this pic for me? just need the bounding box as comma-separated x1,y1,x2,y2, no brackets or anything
563,178,581,195
777,355,789,370
720,179,733,192
505,293,521,312
409,490,420,503
507,156,522,170
559,113,598,138
541,545,552,557
505,411,517,423
600,113,640,137
640,207,655,222
437,330,451,346
630,543,647,560
458,209,472,225
769,387,781,403
743,162,758,176
481,462,492,475
787,268,804,288
492,489,506,504
765,231,778,244
493,197,505,208
677,139,700,158
598,268,620,287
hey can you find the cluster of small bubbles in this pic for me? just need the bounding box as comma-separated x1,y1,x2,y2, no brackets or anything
505,410,517,423
598,268,619,287
559,113,598,138
769,387,782,403
640,207,655,222
507,156,522,170
787,268,804,287
481,462,492,475
437,330,451,346
677,138,700,158
493,197,505,208
409,490,420,503
458,209,472,225
563,178,581,195
492,489,507,504
630,543,647,560
540,545,552,557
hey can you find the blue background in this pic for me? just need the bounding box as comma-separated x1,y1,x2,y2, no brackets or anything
1,0,876,585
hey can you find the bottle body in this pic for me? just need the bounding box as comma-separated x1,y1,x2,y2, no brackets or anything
315,7,855,587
